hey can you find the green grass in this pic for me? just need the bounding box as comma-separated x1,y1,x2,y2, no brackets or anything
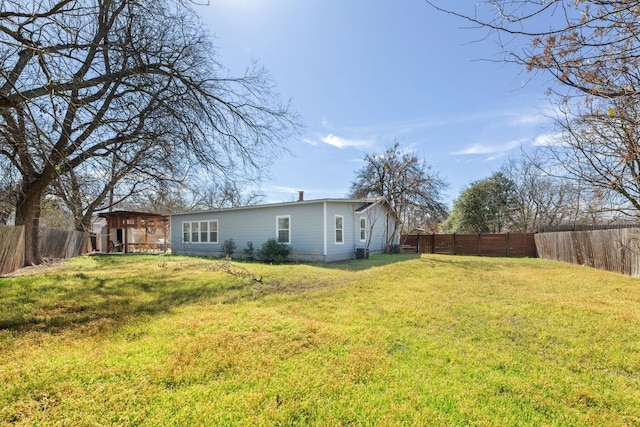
1,254,640,426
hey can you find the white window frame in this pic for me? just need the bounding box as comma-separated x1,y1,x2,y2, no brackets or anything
182,220,218,244
276,215,291,244
208,220,218,244
360,217,367,242
191,221,199,243
335,215,344,244
183,222,191,243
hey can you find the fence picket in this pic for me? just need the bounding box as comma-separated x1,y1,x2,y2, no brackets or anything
535,228,640,277
0,225,92,276
401,233,537,258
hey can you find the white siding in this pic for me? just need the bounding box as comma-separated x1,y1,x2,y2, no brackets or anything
170,199,397,262
324,202,358,262
171,202,325,261
355,203,397,255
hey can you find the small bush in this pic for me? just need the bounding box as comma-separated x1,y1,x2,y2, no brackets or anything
257,238,290,264
243,241,255,261
221,238,237,258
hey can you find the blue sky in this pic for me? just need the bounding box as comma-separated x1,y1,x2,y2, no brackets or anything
195,0,554,205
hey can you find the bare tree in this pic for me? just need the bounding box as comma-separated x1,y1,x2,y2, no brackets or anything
52,135,186,230
543,95,640,218
112,171,265,214
117,181,192,215
192,179,264,210
426,1,640,99
0,153,18,224
500,153,587,231
349,141,448,245
427,0,640,219
0,0,299,265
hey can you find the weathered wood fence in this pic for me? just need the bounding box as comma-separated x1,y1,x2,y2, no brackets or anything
0,225,25,276
0,225,92,276
402,233,537,258
535,228,640,277
402,229,640,276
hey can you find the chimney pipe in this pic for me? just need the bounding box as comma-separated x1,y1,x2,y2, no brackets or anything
298,191,304,201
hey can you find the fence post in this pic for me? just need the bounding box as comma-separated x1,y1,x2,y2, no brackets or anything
452,233,456,255
477,233,481,256
431,233,435,254
506,233,511,257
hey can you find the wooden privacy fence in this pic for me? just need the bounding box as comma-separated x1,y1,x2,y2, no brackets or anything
39,228,93,259
535,228,640,277
0,225,25,276
0,225,92,276
402,233,537,258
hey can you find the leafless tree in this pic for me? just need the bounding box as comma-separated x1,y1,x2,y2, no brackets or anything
0,0,299,265
349,141,448,247
543,95,640,218
426,0,640,99
427,0,640,219
116,181,192,215
52,135,186,230
192,179,265,210
500,153,586,231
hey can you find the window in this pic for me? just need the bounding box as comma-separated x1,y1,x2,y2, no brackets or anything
183,222,190,243
360,217,367,242
335,215,344,244
191,221,199,242
277,215,290,243
200,221,208,242
209,221,218,243
181,220,218,243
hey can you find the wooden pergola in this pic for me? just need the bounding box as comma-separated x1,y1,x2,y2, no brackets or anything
98,210,170,253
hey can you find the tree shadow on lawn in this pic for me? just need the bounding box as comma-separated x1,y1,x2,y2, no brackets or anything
315,253,421,271
0,267,257,335
0,254,424,336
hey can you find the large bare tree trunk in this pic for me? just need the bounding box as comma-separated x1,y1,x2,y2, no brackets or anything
15,181,44,266
0,0,299,269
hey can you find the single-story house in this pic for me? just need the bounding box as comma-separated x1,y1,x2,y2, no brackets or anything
170,196,400,262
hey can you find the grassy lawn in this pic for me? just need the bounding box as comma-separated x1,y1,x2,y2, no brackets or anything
1,254,640,426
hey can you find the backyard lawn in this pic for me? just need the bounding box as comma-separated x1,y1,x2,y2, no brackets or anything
1,254,639,426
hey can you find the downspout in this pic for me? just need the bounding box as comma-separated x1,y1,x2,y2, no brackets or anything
323,201,327,259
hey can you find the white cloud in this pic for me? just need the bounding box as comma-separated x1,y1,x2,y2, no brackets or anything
320,134,372,149
312,101,553,154
453,140,521,155
507,114,545,127
532,132,564,147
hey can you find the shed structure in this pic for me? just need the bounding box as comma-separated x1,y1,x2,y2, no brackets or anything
98,210,170,253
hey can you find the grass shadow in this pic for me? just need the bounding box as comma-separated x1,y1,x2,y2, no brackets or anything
0,254,428,336
0,257,262,335
314,253,421,271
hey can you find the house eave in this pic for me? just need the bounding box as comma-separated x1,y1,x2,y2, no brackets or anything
170,198,368,216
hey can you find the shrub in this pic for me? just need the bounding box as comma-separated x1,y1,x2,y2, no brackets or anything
257,238,290,264
221,238,237,258
243,241,255,261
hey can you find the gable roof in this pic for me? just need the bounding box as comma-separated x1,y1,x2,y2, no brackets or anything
354,197,401,223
